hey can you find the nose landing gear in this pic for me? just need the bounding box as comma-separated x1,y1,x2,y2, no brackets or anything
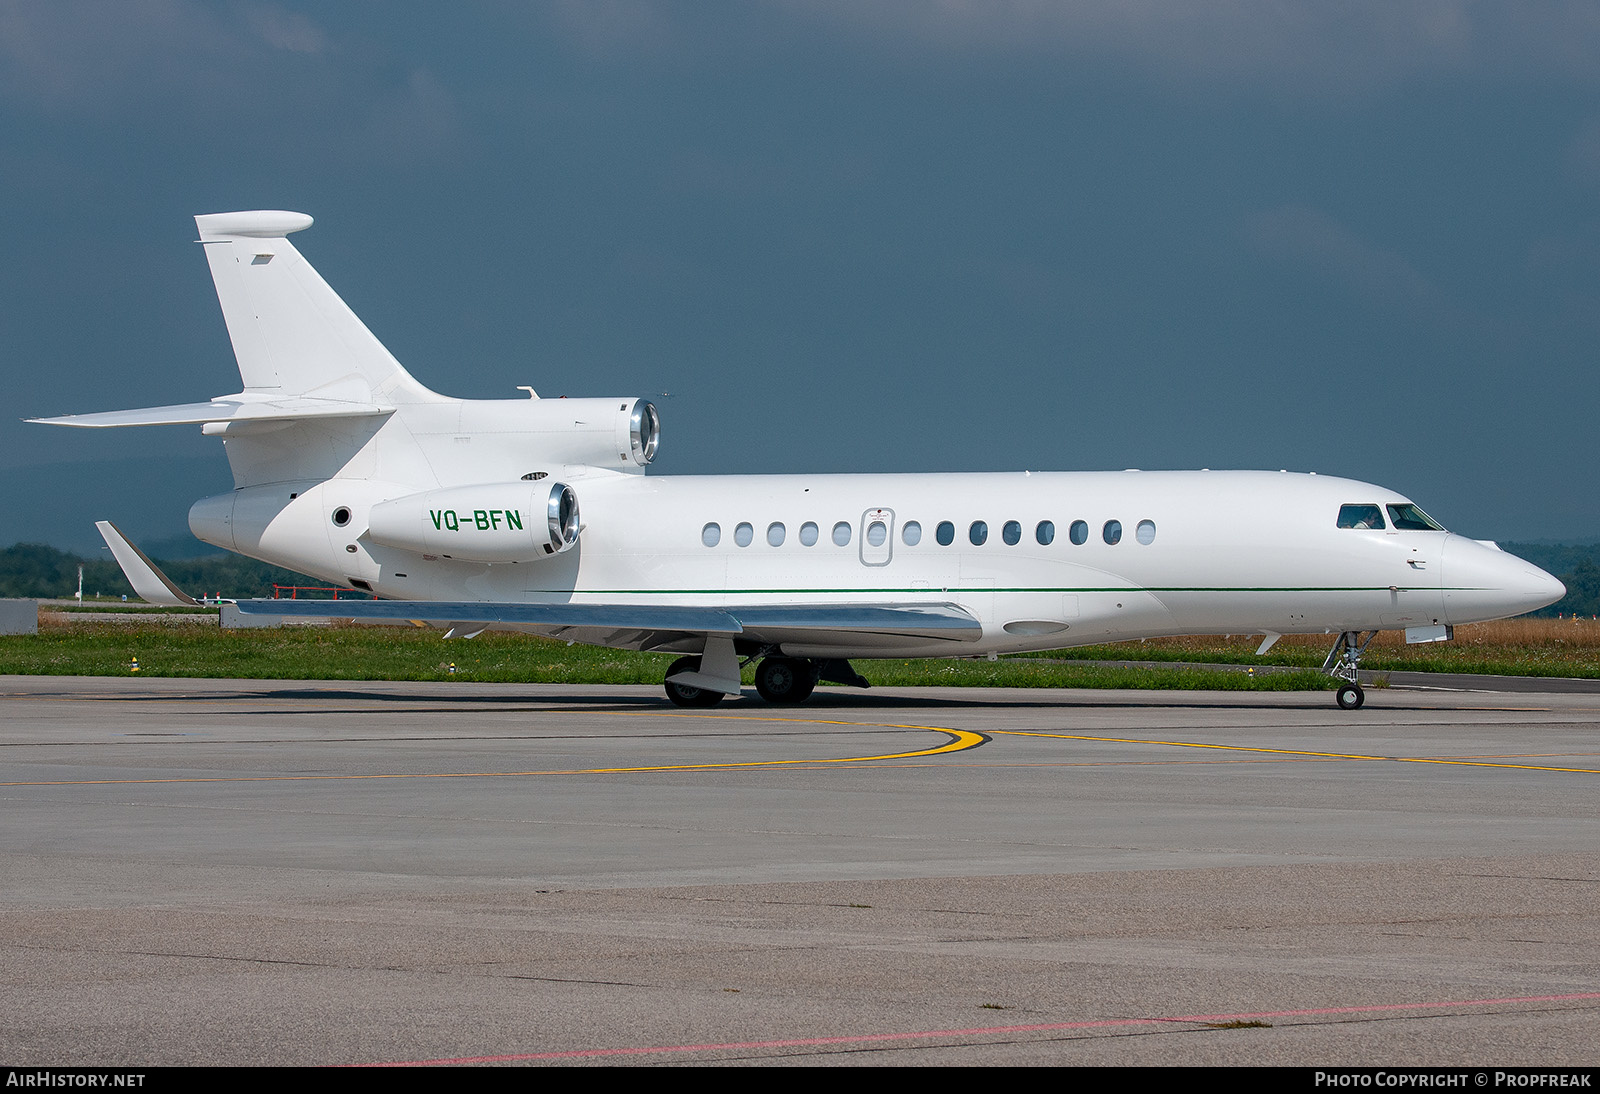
1323,630,1376,710
1335,681,1365,710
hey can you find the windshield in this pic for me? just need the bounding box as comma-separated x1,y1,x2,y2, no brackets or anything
1386,504,1445,531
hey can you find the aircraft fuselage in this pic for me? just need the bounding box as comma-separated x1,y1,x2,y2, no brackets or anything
190,466,1561,660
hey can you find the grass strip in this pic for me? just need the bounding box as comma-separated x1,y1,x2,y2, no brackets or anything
0,623,1329,689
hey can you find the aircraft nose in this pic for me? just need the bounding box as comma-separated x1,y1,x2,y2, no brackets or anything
1442,536,1566,624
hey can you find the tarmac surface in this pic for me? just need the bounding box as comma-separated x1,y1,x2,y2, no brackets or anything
1,674,1597,1066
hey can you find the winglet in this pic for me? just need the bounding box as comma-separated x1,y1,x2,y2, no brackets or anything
95,521,198,607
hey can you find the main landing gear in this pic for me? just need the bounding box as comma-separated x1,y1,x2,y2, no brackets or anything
662,654,869,707
1322,630,1376,710
754,656,817,704
663,656,723,708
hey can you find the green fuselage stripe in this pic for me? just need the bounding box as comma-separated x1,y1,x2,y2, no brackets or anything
526,586,1476,596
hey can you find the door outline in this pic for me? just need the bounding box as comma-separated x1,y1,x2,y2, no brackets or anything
859,507,894,567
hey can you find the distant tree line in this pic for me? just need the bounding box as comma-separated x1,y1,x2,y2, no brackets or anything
1498,544,1600,618
0,543,342,600
0,539,1595,617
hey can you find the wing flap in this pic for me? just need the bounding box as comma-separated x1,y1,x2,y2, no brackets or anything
731,603,982,642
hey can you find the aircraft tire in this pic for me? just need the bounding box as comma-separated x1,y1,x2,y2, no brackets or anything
664,656,724,708
1335,682,1365,710
755,657,816,704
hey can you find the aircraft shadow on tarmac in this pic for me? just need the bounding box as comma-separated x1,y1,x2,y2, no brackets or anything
60,683,1486,714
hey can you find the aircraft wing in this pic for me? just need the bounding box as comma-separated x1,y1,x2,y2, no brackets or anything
231,598,983,648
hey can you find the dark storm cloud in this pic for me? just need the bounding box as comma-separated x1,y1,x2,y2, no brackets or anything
777,0,1600,90
1,0,1597,550
1244,204,1459,327
0,1,458,164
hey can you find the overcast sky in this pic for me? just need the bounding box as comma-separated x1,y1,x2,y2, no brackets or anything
4,1,1599,552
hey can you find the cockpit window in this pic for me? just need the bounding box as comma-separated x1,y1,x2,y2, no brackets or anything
1387,504,1445,531
1337,504,1385,530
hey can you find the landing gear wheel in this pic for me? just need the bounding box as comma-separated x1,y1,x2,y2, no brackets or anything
664,656,724,708
754,657,816,704
1335,682,1365,710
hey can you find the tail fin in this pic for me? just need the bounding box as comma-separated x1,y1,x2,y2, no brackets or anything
195,211,433,402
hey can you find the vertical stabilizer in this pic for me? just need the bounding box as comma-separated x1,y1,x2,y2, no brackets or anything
195,211,433,403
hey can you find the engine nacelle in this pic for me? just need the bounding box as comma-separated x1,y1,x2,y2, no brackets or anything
517,396,658,469
436,396,659,475
366,481,579,563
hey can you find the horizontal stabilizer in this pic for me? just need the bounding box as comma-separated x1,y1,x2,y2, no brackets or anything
95,521,198,607
30,393,393,429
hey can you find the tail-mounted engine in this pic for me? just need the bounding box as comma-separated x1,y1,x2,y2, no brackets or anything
456,396,659,472
366,481,579,563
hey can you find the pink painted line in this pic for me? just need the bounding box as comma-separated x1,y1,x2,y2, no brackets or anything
356,991,1600,1066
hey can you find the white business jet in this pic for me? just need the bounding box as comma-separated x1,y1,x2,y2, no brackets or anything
32,211,1565,709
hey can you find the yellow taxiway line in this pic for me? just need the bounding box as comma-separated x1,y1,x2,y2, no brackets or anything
0,716,987,787
996,731,1600,774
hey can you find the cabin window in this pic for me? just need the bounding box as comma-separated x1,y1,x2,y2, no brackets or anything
1036,520,1055,545
936,521,955,545
799,521,819,546
832,521,852,546
969,520,988,546
1136,519,1156,545
1103,520,1122,545
1337,504,1385,530
866,520,888,547
1069,520,1088,545
767,522,786,547
1387,504,1444,531
735,522,754,547
902,520,922,546
1002,520,1021,545
701,522,721,547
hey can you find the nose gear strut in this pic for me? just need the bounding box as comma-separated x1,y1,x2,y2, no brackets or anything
1322,630,1377,710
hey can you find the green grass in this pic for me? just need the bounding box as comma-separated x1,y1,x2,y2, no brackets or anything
1,625,672,683
0,622,1332,689
1019,642,1600,678
9,617,1594,687
50,604,221,615
1012,620,1600,679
